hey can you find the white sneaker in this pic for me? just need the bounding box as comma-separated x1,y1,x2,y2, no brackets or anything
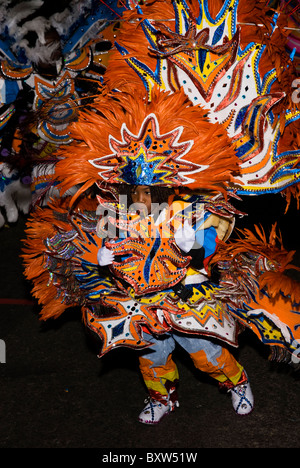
138,398,176,424
230,379,254,415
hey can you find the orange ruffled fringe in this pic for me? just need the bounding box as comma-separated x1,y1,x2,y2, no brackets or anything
213,223,300,305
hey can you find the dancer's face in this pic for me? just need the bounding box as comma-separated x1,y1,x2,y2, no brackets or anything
130,185,152,215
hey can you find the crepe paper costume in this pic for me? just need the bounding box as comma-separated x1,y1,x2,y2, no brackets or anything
211,224,300,362
23,182,300,361
23,0,300,366
23,190,240,352
0,0,125,225
53,85,239,201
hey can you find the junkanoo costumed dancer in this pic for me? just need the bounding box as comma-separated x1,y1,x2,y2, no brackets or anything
23,0,300,424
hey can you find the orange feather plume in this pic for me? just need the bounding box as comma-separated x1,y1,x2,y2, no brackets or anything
213,223,300,304
22,197,98,320
54,86,240,204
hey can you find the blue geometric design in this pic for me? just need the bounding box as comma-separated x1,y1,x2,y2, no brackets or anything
112,320,125,338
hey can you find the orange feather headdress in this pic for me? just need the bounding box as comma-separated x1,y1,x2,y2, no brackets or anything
54,86,240,204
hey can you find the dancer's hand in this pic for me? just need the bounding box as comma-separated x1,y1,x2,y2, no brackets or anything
174,220,195,253
97,246,115,266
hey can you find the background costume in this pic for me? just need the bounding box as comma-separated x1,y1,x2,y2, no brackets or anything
0,0,124,227
21,0,300,420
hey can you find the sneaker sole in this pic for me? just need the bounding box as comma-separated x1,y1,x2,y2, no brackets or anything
138,409,172,425
234,404,254,416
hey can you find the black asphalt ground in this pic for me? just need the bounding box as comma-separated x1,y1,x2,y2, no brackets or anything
0,193,300,453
